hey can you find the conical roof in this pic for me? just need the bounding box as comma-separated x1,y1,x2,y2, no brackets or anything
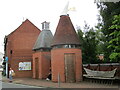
33,30,53,50
51,15,80,46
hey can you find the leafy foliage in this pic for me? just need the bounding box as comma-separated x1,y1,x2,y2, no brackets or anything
77,24,100,64
107,15,120,62
96,2,120,62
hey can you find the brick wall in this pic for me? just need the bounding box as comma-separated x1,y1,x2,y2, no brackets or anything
51,48,82,82
5,20,41,78
32,51,51,79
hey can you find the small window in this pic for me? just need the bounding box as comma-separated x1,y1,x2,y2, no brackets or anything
10,50,12,54
53,44,81,49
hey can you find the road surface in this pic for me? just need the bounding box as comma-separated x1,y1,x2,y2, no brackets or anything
1,71,43,89
2,82,43,88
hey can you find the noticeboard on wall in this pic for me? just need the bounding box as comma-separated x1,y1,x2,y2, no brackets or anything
19,62,31,70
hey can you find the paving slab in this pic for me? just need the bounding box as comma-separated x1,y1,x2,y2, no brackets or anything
2,76,119,88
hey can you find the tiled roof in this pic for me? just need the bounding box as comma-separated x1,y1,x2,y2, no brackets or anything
51,15,80,46
33,30,53,50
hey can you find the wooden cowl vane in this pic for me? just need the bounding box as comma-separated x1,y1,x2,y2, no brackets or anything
33,21,53,51
51,15,80,47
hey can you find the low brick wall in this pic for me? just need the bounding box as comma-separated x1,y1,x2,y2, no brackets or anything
83,63,120,77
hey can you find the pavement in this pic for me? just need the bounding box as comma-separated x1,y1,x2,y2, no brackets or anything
2,76,119,88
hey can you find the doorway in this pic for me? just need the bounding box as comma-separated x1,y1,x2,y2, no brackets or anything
35,57,39,79
64,53,75,82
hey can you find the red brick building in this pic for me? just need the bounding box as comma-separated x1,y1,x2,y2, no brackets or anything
4,15,83,82
32,21,53,79
51,15,83,83
4,19,41,78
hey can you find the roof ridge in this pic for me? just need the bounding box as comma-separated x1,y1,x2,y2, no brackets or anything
7,19,41,37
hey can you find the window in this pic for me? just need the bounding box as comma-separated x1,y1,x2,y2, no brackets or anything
52,44,81,49
10,50,12,54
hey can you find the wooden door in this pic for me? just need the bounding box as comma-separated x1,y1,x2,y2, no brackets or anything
35,58,39,79
64,53,75,82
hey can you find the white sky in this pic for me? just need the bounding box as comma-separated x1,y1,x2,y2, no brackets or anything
0,0,99,53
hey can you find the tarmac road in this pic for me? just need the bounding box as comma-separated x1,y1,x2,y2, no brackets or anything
2,82,43,88
1,71,43,89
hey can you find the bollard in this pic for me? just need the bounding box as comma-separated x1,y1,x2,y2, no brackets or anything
58,73,60,88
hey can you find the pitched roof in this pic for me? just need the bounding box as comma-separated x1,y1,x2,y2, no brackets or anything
33,30,53,50
51,15,80,46
7,19,41,37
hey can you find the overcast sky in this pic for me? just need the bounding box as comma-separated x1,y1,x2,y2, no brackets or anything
0,0,99,53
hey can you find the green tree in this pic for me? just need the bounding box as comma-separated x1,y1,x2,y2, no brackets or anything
77,24,99,64
107,15,120,62
96,2,120,62
95,27,105,55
